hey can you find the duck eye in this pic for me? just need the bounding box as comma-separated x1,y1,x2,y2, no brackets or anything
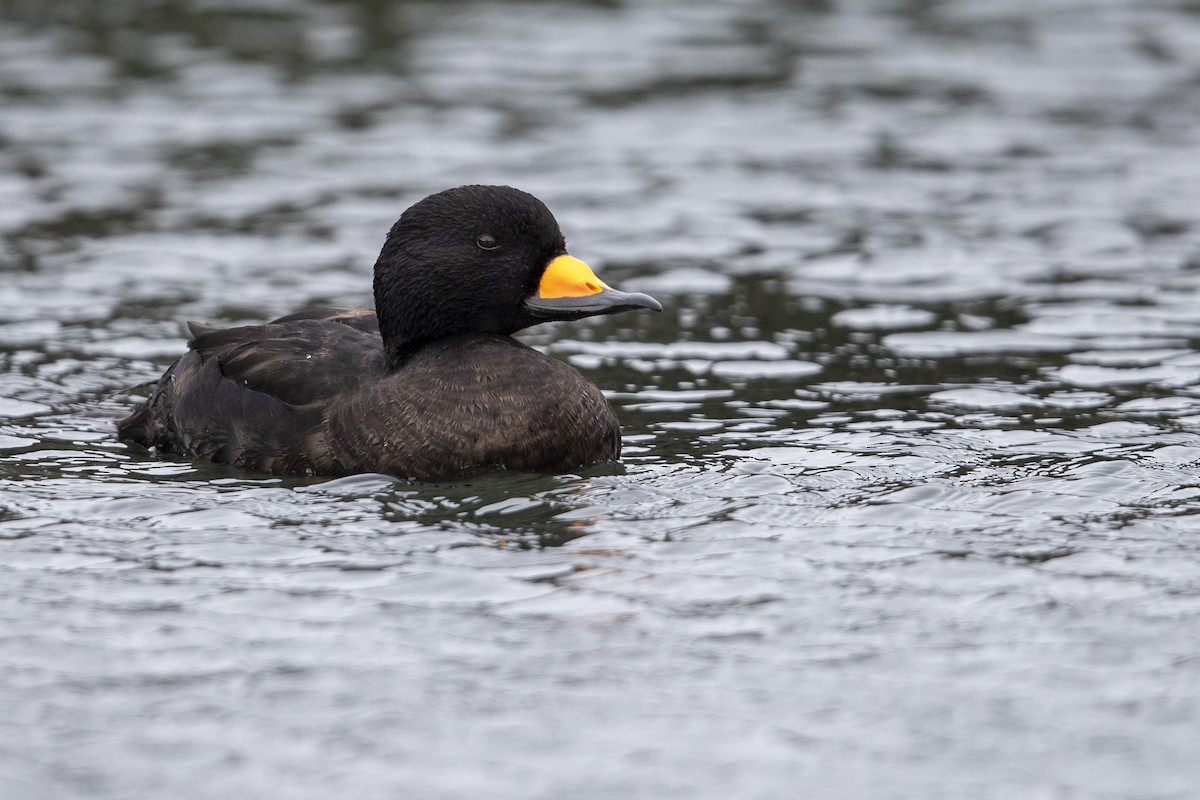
476,233,499,251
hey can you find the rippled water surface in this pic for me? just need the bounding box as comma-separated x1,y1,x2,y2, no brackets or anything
4,1,1200,797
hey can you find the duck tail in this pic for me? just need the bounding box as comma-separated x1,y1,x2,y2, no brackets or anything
118,351,314,474
116,375,174,450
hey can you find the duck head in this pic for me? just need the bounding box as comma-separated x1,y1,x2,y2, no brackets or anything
373,185,662,367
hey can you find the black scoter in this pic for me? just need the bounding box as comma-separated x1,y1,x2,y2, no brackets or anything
117,185,662,480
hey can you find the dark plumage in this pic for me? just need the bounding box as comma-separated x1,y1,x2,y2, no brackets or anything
118,185,661,480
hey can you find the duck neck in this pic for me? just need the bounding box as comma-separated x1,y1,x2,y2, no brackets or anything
374,252,463,371
382,335,425,371
374,253,416,371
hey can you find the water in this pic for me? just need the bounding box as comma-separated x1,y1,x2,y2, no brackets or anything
3,0,1200,797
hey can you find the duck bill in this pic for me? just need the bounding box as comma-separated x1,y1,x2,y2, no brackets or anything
523,255,662,321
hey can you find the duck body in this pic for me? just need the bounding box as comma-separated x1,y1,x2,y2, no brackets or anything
118,186,659,481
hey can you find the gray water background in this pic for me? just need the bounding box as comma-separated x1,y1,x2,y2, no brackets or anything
3,0,1200,797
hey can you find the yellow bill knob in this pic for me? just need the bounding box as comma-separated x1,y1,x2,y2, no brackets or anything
537,255,610,299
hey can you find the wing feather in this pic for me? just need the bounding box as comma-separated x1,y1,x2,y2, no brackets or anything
186,308,387,406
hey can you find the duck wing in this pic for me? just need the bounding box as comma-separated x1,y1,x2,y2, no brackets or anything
186,308,387,406
263,306,380,334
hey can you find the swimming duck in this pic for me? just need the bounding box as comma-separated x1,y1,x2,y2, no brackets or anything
118,185,662,480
